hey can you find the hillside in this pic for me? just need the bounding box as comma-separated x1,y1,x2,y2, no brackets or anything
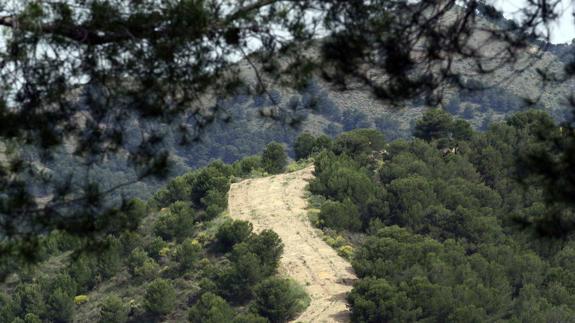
229,166,356,322
10,3,574,213
2,108,575,322
3,1,575,322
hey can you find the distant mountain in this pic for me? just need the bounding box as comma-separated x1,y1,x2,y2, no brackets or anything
13,3,575,202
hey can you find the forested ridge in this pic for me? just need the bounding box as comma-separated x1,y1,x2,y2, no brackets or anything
0,143,309,322
301,109,575,322
3,0,575,288
2,107,573,322
2,1,575,322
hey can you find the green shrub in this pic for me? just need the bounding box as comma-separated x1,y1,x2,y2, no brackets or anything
97,237,122,278
188,292,234,323
216,220,253,251
233,155,262,177
146,236,168,260
334,129,385,157
347,277,419,323
308,194,326,209
128,247,159,280
68,254,98,292
134,259,160,281
261,142,287,174
13,284,45,318
45,288,74,323
246,230,284,277
144,279,176,316
219,249,264,301
41,273,77,302
314,135,333,152
337,245,354,259
413,108,454,141
233,313,269,323
319,199,362,231
23,313,41,323
253,277,309,323
127,247,148,275
154,201,196,242
99,295,129,323
119,231,143,257
0,292,17,322
201,190,227,219
294,133,317,160
191,161,232,208
218,230,283,301
174,239,202,272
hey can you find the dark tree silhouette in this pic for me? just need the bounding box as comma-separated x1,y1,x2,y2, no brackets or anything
0,0,574,275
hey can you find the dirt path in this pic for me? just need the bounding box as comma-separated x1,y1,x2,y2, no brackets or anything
228,166,357,323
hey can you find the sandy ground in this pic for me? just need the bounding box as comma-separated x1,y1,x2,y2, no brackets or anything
228,166,357,323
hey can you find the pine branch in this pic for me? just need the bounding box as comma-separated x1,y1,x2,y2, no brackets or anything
0,0,288,45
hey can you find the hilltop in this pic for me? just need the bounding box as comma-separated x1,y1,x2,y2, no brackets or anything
2,108,574,322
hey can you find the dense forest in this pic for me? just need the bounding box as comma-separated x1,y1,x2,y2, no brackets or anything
2,107,573,322
0,143,308,322
32,77,551,203
301,109,575,322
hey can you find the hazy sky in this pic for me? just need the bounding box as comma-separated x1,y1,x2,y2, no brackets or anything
494,0,575,44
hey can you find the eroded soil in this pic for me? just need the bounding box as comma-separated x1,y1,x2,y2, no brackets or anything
228,166,357,323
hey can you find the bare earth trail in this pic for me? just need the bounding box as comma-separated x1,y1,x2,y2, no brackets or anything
228,166,357,323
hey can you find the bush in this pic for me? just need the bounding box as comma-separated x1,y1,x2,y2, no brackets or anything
174,239,202,272
294,133,317,160
413,108,454,141
333,129,385,157
216,220,253,251
128,247,159,280
233,155,262,176
246,230,284,277
42,273,77,302
337,245,354,259
188,292,234,323
13,284,45,318
451,119,473,141
23,313,41,323
347,277,419,323
97,237,122,279
68,254,98,292
134,259,160,281
319,199,362,231
46,288,74,322
144,279,176,316
253,277,309,323
99,295,129,323
0,292,17,322
201,190,227,219
191,161,233,208
261,142,287,174
233,313,269,323
146,236,168,260
314,135,333,152
154,201,196,242
127,247,148,275
219,249,264,301
218,231,283,301
119,231,143,257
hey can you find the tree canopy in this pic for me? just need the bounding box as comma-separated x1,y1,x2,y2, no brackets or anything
1,0,575,274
